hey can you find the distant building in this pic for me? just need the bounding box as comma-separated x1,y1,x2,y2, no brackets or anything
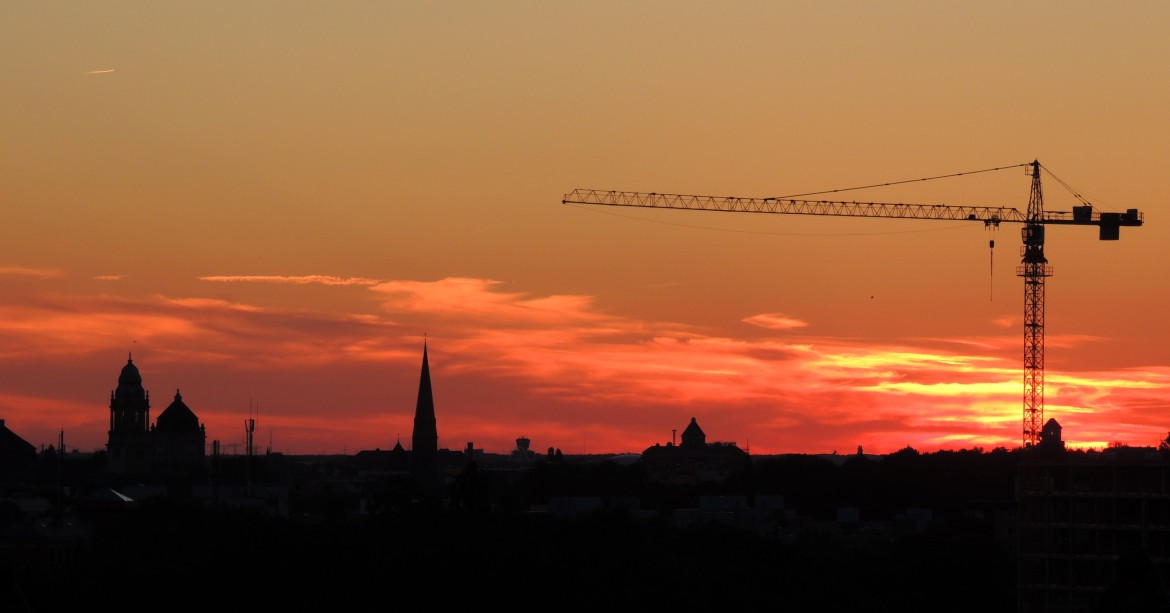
352,439,409,477
1037,418,1066,455
511,436,537,463
640,417,749,484
0,419,37,483
104,355,207,483
353,341,469,488
410,341,441,488
1016,419,1170,612
152,390,207,481
106,356,153,476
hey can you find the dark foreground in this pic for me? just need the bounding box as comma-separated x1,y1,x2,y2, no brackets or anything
5,450,1019,612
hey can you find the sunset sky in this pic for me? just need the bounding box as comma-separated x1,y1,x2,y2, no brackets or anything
3,2,1168,456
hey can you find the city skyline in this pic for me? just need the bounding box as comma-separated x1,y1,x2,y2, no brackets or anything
3,2,1169,456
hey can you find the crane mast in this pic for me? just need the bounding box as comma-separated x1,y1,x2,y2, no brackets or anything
1019,161,1052,449
563,160,1143,449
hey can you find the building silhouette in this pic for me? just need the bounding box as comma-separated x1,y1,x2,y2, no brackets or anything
152,390,207,481
104,355,206,483
106,356,153,476
511,436,537,463
1039,418,1067,455
640,417,749,483
410,340,440,488
0,419,37,483
350,343,469,487
12,348,1170,612
1016,419,1170,612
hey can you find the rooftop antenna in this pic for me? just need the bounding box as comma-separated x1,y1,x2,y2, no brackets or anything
245,400,257,495
211,439,220,503
56,428,64,525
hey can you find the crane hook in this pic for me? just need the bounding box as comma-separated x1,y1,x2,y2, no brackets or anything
989,237,995,301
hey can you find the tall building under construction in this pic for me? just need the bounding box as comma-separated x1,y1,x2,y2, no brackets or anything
1016,419,1170,612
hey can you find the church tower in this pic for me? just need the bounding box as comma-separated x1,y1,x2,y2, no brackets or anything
410,341,440,487
680,417,707,449
107,355,152,476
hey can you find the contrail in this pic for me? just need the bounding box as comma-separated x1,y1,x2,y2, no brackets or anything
86,69,116,75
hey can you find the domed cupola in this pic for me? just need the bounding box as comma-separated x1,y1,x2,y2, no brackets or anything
114,354,148,403
156,390,200,433
118,355,142,386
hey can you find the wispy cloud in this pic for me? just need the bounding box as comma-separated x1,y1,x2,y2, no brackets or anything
371,278,605,327
201,275,382,286
94,275,123,281
86,69,115,75
0,266,62,279
161,297,266,312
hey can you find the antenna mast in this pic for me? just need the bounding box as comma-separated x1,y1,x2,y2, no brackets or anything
245,401,257,494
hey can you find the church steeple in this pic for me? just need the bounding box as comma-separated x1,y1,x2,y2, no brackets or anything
107,355,152,476
110,355,150,433
410,340,439,486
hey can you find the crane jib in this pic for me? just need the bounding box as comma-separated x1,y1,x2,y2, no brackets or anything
564,190,1143,238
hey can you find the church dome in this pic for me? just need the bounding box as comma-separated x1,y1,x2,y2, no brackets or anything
113,356,148,404
156,390,200,432
118,356,142,386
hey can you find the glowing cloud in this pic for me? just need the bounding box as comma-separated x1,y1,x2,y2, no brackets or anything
0,275,1165,456
743,313,810,330
85,69,115,74
160,297,266,312
94,275,123,281
371,278,605,327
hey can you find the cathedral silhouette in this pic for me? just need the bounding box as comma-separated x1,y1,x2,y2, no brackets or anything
105,355,207,482
102,343,447,488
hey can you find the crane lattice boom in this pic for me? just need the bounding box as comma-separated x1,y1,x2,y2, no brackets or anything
561,190,1141,229
563,160,1144,448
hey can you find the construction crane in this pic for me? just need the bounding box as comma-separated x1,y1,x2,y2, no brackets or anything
562,160,1144,448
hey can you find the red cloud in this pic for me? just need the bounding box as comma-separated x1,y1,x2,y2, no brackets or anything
0,275,1165,456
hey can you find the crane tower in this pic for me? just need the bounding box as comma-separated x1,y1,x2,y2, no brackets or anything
562,160,1143,448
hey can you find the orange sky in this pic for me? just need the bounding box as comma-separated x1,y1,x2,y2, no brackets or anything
2,2,1168,456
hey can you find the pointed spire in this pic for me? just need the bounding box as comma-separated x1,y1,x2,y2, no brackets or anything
415,342,434,429
411,339,439,486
